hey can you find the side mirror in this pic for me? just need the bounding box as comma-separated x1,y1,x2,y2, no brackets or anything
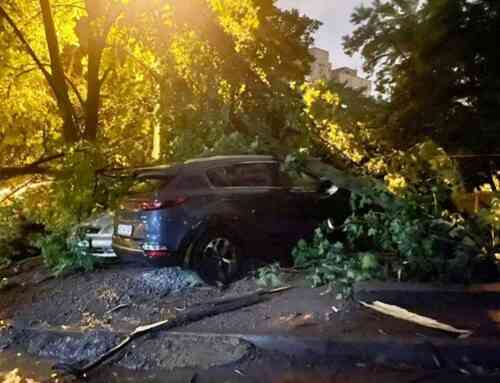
318,178,333,193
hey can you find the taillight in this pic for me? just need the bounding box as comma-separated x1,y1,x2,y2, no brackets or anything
145,250,170,258
143,243,170,258
140,196,189,211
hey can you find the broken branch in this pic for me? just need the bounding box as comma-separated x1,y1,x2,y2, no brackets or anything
360,300,473,336
54,287,292,377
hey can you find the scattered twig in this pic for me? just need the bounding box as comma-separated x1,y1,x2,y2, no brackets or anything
105,304,130,315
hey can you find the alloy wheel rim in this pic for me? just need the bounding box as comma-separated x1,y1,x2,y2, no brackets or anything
203,237,238,279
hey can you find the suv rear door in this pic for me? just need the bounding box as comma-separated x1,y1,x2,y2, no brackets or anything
205,161,283,246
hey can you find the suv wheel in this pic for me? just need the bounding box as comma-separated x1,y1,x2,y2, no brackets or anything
193,229,242,285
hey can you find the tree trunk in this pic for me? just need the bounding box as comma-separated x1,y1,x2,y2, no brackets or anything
39,0,79,143
84,39,101,141
82,0,112,142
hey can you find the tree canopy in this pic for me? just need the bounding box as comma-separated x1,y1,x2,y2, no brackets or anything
0,0,320,182
344,0,500,155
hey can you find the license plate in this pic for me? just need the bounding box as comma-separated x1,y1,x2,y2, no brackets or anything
117,224,133,237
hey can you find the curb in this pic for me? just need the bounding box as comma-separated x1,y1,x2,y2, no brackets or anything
354,281,500,294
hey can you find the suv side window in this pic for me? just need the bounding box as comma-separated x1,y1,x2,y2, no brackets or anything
207,167,232,187
207,162,279,187
175,175,209,190
278,169,320,192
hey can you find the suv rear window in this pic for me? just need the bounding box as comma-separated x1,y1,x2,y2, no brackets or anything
129,175,176,193
207,162,279,187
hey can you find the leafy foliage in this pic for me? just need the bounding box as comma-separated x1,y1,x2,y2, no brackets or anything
293,227,383,297
255,263,284,289
0,204,22,264
294,143,498,296
38,233,96,276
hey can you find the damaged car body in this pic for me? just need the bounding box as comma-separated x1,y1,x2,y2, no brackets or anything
112,155,351,283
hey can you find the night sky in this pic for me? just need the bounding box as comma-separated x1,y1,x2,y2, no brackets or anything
277,0,370,74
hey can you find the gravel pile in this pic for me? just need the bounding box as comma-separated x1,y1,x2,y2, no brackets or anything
131,267,205,296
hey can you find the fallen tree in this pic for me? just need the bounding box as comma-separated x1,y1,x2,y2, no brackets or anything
303,159,396,209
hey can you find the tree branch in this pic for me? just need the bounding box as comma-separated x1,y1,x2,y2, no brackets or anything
0,153,65,181
99,67,113,87
0,5,54,86
64,74,85,109
40,0,79,143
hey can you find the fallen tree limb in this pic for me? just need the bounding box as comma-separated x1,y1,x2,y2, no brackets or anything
360,300,473,336
0,266,56,292
54,286,292,378
0,277,21,291
0,256,44,279
303,160,401,210
189,286,292,308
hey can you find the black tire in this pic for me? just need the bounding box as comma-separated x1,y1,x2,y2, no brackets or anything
191,228,242,285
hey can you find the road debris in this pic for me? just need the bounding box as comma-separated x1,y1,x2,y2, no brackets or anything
234,369,246,376
105,303,130,315
360,301,473,336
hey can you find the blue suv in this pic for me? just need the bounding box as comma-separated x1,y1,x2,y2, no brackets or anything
112,155,350,283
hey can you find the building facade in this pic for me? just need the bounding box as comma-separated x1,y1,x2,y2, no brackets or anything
307,47,332,82
331,67,372,97
307,47,372,97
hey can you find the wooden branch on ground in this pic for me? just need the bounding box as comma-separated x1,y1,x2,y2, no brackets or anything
0,256,44,279
54,286,292,378
0,277,21,291
0,266,55,292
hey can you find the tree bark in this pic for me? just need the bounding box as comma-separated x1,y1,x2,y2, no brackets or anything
84,36,102,141
39,0,79,143
82,0,118,141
